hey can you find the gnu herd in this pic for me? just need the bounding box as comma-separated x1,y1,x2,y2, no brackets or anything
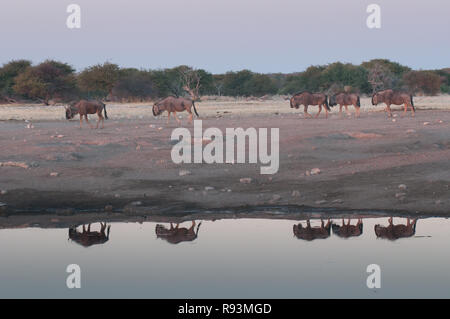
65,88,416,128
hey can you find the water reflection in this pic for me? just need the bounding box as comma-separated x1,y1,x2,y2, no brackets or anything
68,222,111,247
293,219,331,241
374,217,417,240
155,221,202,244
332,218,363,239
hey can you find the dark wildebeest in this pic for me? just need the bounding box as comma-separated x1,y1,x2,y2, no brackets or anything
374,217,417,241
329,93,361,118
293,219,331,241
152,96,199,125
68,223,111,247
66,100,108,129
155,221,202,244
290,91,330,119
332,219,363,239
372,89,415,117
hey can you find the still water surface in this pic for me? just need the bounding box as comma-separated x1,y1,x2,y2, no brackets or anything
0,217,449,298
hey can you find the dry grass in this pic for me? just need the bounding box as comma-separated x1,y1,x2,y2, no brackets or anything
0,95,449,121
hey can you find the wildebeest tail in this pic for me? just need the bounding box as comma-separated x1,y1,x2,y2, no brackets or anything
103,103,108,120
357,96,361,107
324,95,330,111
410,95,415,111
192,100,199,117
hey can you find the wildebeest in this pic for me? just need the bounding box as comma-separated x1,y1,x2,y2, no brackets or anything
372,89,415,117
290,91,330,119
293,219,331,241
332,219,363,238
374,217,417,240
155,221,202,244
66,100,108,129
329,93,361,118
68,223,111,247
152,96,199,125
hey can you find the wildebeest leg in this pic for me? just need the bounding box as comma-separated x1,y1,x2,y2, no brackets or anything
345,105,351,117
188,111,193,124
167,112,171,124
173,111,181,125
315,105,322,118
355,106,361,118
385,104,393,118
409,103,415,117
304,105,312,118
324,105,329,119
339,105,343,118
79,114,83,129
402,103,408,117
85,115,93,128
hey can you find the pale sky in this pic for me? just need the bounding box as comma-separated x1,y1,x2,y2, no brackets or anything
0,0,449,73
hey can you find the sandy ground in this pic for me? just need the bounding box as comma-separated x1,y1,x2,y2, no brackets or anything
0,96,449,221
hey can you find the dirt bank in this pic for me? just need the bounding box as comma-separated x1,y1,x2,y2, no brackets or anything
0,102,449,218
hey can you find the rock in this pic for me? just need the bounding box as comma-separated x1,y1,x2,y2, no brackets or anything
179,170,191,176
114,194,121,198
50,172,59,177
0,190,7,195
269,195,281,204
188,187,195,191
26,123,34,129
435,200,442,205
104,205,113,212
332,199,344,204
129,201,142,206
395,193,406,199
204,186,215,191
240,177,252,184
392,119,397,122
291,190,301,197
315,200,327,205
136,145,142,150
423,122,431,126
310,168,321,175
406,129,416,134
398,184,407,190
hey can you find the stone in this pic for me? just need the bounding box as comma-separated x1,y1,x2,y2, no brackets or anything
50,172,59,177
291,190,301,197
204,186,215,191
398,184,407,190
179,170,192,176
310,168,321,175
240,177,252,184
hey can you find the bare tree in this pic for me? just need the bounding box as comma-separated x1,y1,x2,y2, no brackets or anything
178,67,202,101
367,63,394,93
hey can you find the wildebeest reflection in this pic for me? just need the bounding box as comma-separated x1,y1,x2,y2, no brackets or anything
155,221,202,244
374,217,417,240
68,223,111,247
332,219,363,238
293,219,331,241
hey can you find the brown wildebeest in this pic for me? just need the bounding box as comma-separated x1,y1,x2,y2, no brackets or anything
372,89,415,117
332,219,363,238
66,100,108,129
152,96,199,125
68,223,111,247
290,91,330,119
155,221,202,244
293,219,331,241
329,93,361,118
374,217,417,241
